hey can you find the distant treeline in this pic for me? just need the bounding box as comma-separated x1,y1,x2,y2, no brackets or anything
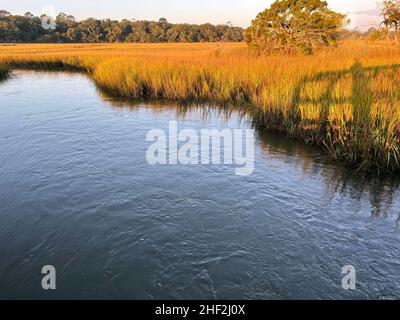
338,28,398,42
0,10,244,43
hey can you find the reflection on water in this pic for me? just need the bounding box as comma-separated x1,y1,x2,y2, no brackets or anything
97,91,252,123
0,70,400,300
258,131,400,221
98,86,400,221
0,71,11,84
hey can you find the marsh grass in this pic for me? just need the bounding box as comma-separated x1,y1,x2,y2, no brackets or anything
1,41,400,173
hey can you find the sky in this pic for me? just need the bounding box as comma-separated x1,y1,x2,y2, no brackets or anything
0,0,382,30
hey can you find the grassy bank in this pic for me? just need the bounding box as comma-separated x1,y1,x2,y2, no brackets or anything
1,42,400,173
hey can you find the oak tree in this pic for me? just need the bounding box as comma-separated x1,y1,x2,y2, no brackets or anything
246,0,347,54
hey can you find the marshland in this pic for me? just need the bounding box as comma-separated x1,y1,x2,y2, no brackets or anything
1,41,400,172
2,0,400,301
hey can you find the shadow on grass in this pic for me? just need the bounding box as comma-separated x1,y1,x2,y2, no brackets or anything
283,61,400,173
289,61,400,130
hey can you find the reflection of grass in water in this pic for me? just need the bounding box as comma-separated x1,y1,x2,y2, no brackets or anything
255,126,400,220
102,84,400,219
0,65,10,82
96,85,254,123
1,42,400,173
100,92,400,219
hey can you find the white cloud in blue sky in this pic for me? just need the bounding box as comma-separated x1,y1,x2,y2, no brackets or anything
0,0,382,30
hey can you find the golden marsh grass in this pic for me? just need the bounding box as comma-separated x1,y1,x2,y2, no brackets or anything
1,41,400,173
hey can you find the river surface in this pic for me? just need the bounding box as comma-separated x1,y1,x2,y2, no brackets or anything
0,70,400,300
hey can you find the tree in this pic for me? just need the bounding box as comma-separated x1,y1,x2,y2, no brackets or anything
246,0,347,54
381,0,400,40
80,18,103,43
0,19,18,42
0,10,244,44
0,10,10,18
56,13,76,34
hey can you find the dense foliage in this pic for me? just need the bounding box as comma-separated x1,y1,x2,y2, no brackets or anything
0,10,244,43
246,0,346,54
382,0,400,39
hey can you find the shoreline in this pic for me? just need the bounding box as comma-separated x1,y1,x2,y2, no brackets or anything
1,42,400,174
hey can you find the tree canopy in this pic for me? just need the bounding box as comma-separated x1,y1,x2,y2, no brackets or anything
382,0,400,39
245,0,347,54
0,11,244,43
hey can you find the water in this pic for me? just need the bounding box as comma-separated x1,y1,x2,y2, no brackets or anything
0,70,400,300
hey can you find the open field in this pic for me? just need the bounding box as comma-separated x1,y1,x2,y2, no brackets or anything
1,41,400,173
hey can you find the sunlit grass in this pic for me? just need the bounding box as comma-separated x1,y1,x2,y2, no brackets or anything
1,41,400,173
